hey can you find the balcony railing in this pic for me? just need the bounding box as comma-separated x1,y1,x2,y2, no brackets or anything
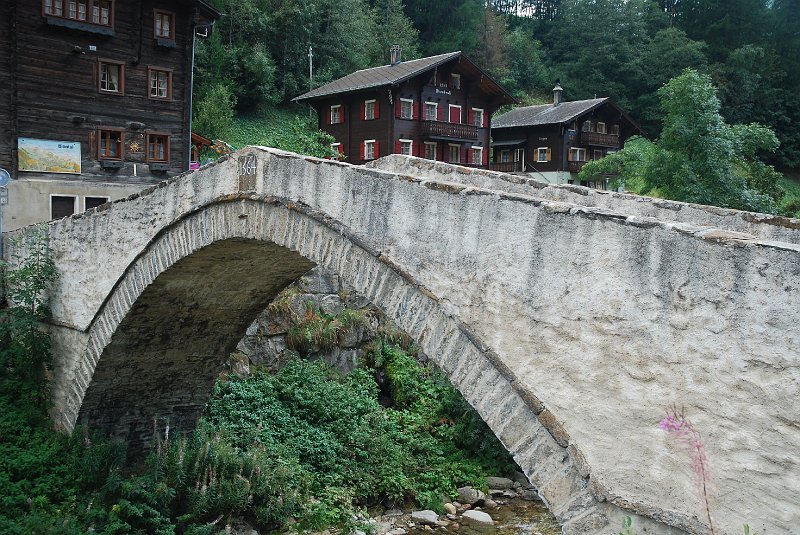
580,131,620,148
488,161,524,173
568,161,587,173
421,120,479,141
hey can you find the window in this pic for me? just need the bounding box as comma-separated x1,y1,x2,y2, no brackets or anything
582,121,592,132
51,195,77,219
596,122,607,134
147,133,170,162
364,99,376,120
400,98,413,120
611,124,620,135
363,140,377,160
425,102,437,121
424,142,437,160
399,139,413,156
98,60,124,94
593,149,604,160
148,67,172,99
450,73,461,89
448,144,461,163
330,143,344,159
330,104,342,124
500,149,511,163
98,129,122,159
154,9,174,39
84,196,109,210
471,147,482,165
569,148,587,161
537,147,550,162
45,0,110,25
449,105,461,124
472,108,484,128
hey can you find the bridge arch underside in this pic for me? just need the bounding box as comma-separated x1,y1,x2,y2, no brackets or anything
65,199,677,535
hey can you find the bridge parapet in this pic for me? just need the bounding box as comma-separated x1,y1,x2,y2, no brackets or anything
5,147,799,535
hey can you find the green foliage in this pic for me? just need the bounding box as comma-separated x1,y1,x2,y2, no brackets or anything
619,515,634,535
286,303,367,355
582,69,785,213
225,110,340,158
193,82,237,141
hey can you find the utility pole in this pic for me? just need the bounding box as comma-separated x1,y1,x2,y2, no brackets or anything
308,46,314,124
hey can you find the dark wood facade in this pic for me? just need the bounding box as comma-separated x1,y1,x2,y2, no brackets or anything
298,53,515,167
0,0,218,229
491,98,643,188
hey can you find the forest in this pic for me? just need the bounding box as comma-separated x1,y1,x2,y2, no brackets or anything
194,0,800,175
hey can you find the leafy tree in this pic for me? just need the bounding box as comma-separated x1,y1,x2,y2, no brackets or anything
500,28,552,101
581,69,782,213
193,82,237,140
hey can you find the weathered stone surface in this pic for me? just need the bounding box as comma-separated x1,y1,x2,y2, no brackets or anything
13,148,799,535
486,476,514,489
457,487,485,505
520,489,542,502
461,510,494,525
443,503,456,515
411,511,439,525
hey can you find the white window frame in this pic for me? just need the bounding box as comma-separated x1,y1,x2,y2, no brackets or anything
472,108,484,128
582,121,592,132
449,104,462,124
451,73,461,89
500,149,511,163
593,149,604,160
596,122,607,134
364,139,376,160
330,104,342,124
448,143,461,163
424,141,437,160
471,146,483,165
570,148,587,161
50,194,78,219
364,99,376,120
399,139,413,156
537,147,548,162
83,195,110,211
400,98,414,119
424,101,438,121
331,142,342,155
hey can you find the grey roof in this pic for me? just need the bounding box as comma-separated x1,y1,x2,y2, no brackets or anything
294,52,463,101
492,98,608,129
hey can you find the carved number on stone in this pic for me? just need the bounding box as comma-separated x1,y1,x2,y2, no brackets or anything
238,155,257,192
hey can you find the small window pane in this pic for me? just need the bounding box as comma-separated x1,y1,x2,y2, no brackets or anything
51,196,76,219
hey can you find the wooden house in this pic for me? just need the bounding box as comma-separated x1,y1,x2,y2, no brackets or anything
294,49,516,167
0,0,219,230
490,83,644,189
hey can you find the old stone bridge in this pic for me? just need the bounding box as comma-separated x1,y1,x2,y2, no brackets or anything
7,148,799,534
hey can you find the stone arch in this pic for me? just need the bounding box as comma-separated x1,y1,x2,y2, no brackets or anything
60,196,668,535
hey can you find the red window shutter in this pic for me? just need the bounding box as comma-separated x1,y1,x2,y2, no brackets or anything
395,99,402,118
338,144,345,155
360,141,365,160
374,101,380,119
461,146,467,163
374,141,380,158
436,143,442,161
360,101,365,121
483,147,488,165
395,140,401,154
468,109,474,126
437,105,444,122
412,102,419,120
340,104,345,124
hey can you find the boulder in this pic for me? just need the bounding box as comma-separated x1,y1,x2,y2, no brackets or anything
462,510,494,525
411,510,439,526
520,489,542,501
443,503,457,515
457,486,485,505
486,477,514,489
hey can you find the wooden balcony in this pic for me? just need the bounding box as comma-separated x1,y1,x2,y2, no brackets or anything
568,161,587,173
421,120,479,141
580,131,620,148
488,161,524,173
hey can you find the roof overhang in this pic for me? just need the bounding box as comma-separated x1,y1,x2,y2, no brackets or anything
492,139,526,146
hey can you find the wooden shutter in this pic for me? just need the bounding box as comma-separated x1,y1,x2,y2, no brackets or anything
437,105,444,122
546,147,552,162
327,107,332,125
395,99,402,118
483,147,488,165
568,149,573,161
436,143,442,161
374,101,380,119
461,146,467,163
340,104,345,124
395,140,401,154
360,141,365,160
374,141,380,158
468,109,474,126
412,101,419,120
360,101,365,121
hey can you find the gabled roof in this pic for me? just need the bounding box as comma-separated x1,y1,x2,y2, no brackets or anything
294,51,515,104
492,98,609,129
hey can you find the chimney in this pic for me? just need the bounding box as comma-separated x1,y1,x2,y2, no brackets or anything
390,44,402,65
553,80,563,106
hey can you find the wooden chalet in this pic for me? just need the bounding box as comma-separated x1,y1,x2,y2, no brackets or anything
294,48,516,167
0,0,220,230
490,83,644,189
